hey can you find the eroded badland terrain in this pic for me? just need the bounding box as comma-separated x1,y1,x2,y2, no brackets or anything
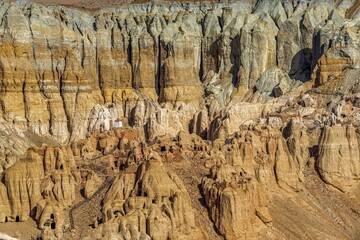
1,0,360,239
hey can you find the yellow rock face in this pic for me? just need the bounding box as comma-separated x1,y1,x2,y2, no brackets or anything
2,1,360,240
318,125,360,192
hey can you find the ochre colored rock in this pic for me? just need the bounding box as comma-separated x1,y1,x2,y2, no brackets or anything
317,125,360,192
102,151,202,239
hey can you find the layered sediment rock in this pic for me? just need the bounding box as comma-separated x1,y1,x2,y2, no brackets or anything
201,164,269,240
317,125,360,192
101,151,202,239
3,149,43,222
0,0,355,143
0,128,205,239
2,0,360,239
0,121,360,239
200,123,306,238
0,145,77,226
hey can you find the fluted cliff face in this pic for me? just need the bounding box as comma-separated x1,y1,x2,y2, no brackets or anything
0,0,355,144
2,0,360,239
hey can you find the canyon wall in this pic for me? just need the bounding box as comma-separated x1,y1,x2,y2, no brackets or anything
1,0,360,239
0,0,355,144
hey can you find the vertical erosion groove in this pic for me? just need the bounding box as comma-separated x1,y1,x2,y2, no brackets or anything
156,35,161,99
199,38,204,82
128,36,135,89
59,74,72,136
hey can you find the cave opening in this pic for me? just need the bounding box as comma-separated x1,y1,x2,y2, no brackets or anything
51,222,56,229
15,216,20,222
113,210,120,217
120,164,125,171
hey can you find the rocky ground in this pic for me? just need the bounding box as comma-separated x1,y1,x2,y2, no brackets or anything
1,0,360,239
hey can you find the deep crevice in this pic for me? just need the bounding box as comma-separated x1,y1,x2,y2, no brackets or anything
199,38,204,81
59,73,73,136
156,35,161,100
128,36,135,89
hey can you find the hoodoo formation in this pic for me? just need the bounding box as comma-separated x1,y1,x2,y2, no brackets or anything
1,0,360,239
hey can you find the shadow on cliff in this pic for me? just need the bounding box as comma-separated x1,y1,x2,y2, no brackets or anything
288,48,312,82
230,35,241,87
197,183,224,237
205,35,240,87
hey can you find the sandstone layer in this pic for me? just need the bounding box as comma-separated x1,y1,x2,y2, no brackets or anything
1,0,360,240
0,0,354,144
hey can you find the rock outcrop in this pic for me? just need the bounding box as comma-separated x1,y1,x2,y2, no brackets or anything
317,125,360,192
201,164,269,240
2,0,360,239
199,123,306,238
0,0,355,143
3,149,43,222
101,151,202,240
0,145,77,229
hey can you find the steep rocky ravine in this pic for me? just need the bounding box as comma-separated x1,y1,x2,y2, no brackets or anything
1,0,360,239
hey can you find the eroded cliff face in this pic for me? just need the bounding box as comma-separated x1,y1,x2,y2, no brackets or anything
0,0,354,144
2,0,360,239
317,125,360,192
